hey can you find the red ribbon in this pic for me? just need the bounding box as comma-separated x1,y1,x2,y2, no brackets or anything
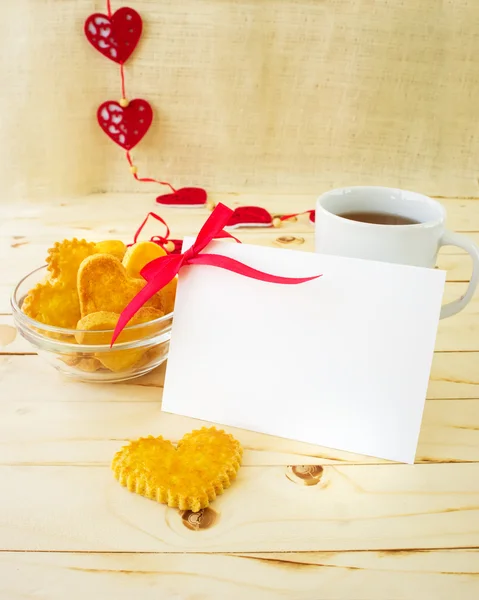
111,203,322,345
128,211,183,254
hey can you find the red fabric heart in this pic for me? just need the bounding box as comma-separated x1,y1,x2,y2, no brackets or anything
225,206,273,229
84,7,142,64
156,187,208,207
97,99,153,150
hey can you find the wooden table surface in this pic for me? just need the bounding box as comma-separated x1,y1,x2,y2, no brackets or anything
1,193,479,599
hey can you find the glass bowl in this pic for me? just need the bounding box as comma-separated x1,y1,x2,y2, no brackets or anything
11,266,173,383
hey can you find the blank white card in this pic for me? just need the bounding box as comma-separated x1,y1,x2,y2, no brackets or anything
162,239,446,463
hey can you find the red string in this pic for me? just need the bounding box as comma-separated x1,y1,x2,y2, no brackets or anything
126,151,176,192
279,209,315,222
97,0,182,196
112,203,321,345
132,211,171,245
120,63,126,98
130,211,241,255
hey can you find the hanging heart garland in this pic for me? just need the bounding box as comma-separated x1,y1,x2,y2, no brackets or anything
129,212,184,255
84,1,208,204
84,2,315,222
84,7,142,64
129,207,315,259
225,206,276,228
156,187,208,208
207,205,316,229
97,99,153,150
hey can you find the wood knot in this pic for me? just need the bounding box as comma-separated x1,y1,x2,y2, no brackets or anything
286,465,324,486
275,236,305,246
181,507,218,530
0,325,17,347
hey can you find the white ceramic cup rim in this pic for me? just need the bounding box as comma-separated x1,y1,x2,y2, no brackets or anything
317,186,445,229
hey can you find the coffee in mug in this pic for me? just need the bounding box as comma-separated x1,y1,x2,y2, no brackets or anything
315,186,479,319
337,211,420,226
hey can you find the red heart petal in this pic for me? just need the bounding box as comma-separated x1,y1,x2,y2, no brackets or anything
156,188,208,207
225,206,273,229
84,7,142,64
97,99,153,150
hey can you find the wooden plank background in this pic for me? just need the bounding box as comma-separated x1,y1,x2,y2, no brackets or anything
1,550,478,600
1,192,479,597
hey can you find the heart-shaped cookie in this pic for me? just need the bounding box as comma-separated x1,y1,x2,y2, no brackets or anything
97,99,153,150
112,427,243,512
95,240,127,261
47,238,98,288
22,280,80,330
122,241,167,279
84,8,142,64
76,308,164,372
77,254,164,317
122,242,177,314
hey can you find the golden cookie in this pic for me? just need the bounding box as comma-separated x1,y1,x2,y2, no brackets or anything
112,427,243,512
76,307,164,372
75,357,103,372
76,307,164,344
122,241,167,278
46,238,97,288
22,280,80,329
155,276,177,316
123,241,177,315
58,353,80,367
95,240,127,261
77,254,164,317
58,354,102,372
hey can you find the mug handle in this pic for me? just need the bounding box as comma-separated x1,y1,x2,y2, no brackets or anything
439,231,479,319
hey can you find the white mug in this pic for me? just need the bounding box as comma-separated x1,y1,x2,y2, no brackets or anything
315,186,479,318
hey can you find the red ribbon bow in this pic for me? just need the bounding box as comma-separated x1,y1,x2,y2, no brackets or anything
111,203,322,345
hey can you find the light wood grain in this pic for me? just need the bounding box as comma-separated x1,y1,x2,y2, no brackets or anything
0,319,22,352
428,352,479,399
3,194,479,352
0,317,32,353
2,233,478,288
0,398,479,467
2,282,479,352
0,550,478,600
1,346,478,402
1,193,478,237
1,464,479,552
2,191,479,596
434,285,479,352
